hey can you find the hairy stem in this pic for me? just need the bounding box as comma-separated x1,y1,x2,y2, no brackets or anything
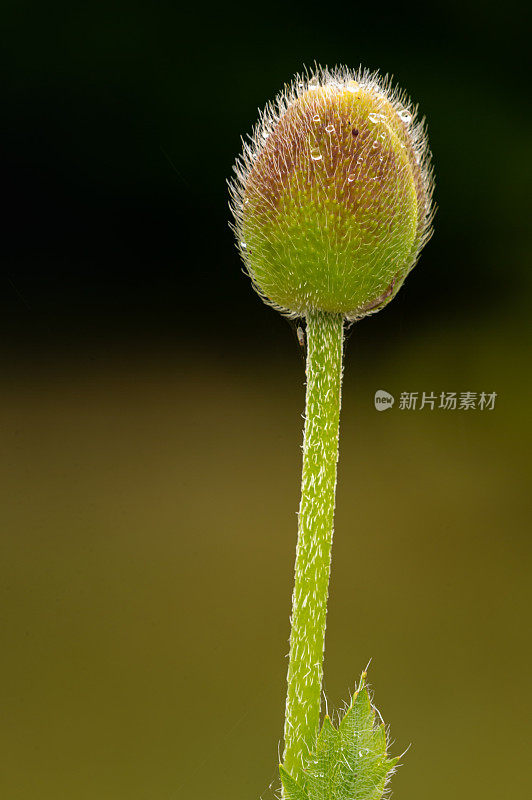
282,310,345,783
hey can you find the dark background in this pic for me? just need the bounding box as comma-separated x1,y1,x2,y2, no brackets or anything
2,2,531,799
3,0,530,353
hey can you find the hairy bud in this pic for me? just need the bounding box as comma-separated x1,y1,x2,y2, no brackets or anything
229,65,434,320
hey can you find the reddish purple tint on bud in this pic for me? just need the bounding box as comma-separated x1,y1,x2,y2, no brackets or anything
229,65,434,320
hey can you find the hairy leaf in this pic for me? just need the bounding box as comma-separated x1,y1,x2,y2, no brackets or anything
280,673,399,800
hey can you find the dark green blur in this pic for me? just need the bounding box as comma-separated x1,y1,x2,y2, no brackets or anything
1,1,530,798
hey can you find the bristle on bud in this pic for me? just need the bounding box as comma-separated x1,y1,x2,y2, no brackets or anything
229,65,435,321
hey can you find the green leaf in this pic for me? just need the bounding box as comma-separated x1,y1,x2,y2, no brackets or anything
279,765,309,800
280,672,399,800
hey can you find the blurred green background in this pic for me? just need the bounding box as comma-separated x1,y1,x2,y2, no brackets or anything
1,1,531,799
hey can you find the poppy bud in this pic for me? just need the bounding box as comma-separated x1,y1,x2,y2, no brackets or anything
229,66,434,320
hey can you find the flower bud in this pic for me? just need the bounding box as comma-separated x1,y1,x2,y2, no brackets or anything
229,66,434,320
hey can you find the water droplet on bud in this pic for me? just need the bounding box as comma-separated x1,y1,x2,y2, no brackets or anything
398,109,412,123
310,148,323,161
346,81,360,93
325,124,335,133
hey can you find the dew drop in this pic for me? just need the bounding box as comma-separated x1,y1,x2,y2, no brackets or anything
313,114,320,122
241,241,247,249
310,148,323,161
372,140,379,149
368,112,379,123
325,124,335,133
398,109,412,123
357,156,363,163
347,174,355,182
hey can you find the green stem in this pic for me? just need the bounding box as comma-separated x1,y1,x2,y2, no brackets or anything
282,309,345,783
